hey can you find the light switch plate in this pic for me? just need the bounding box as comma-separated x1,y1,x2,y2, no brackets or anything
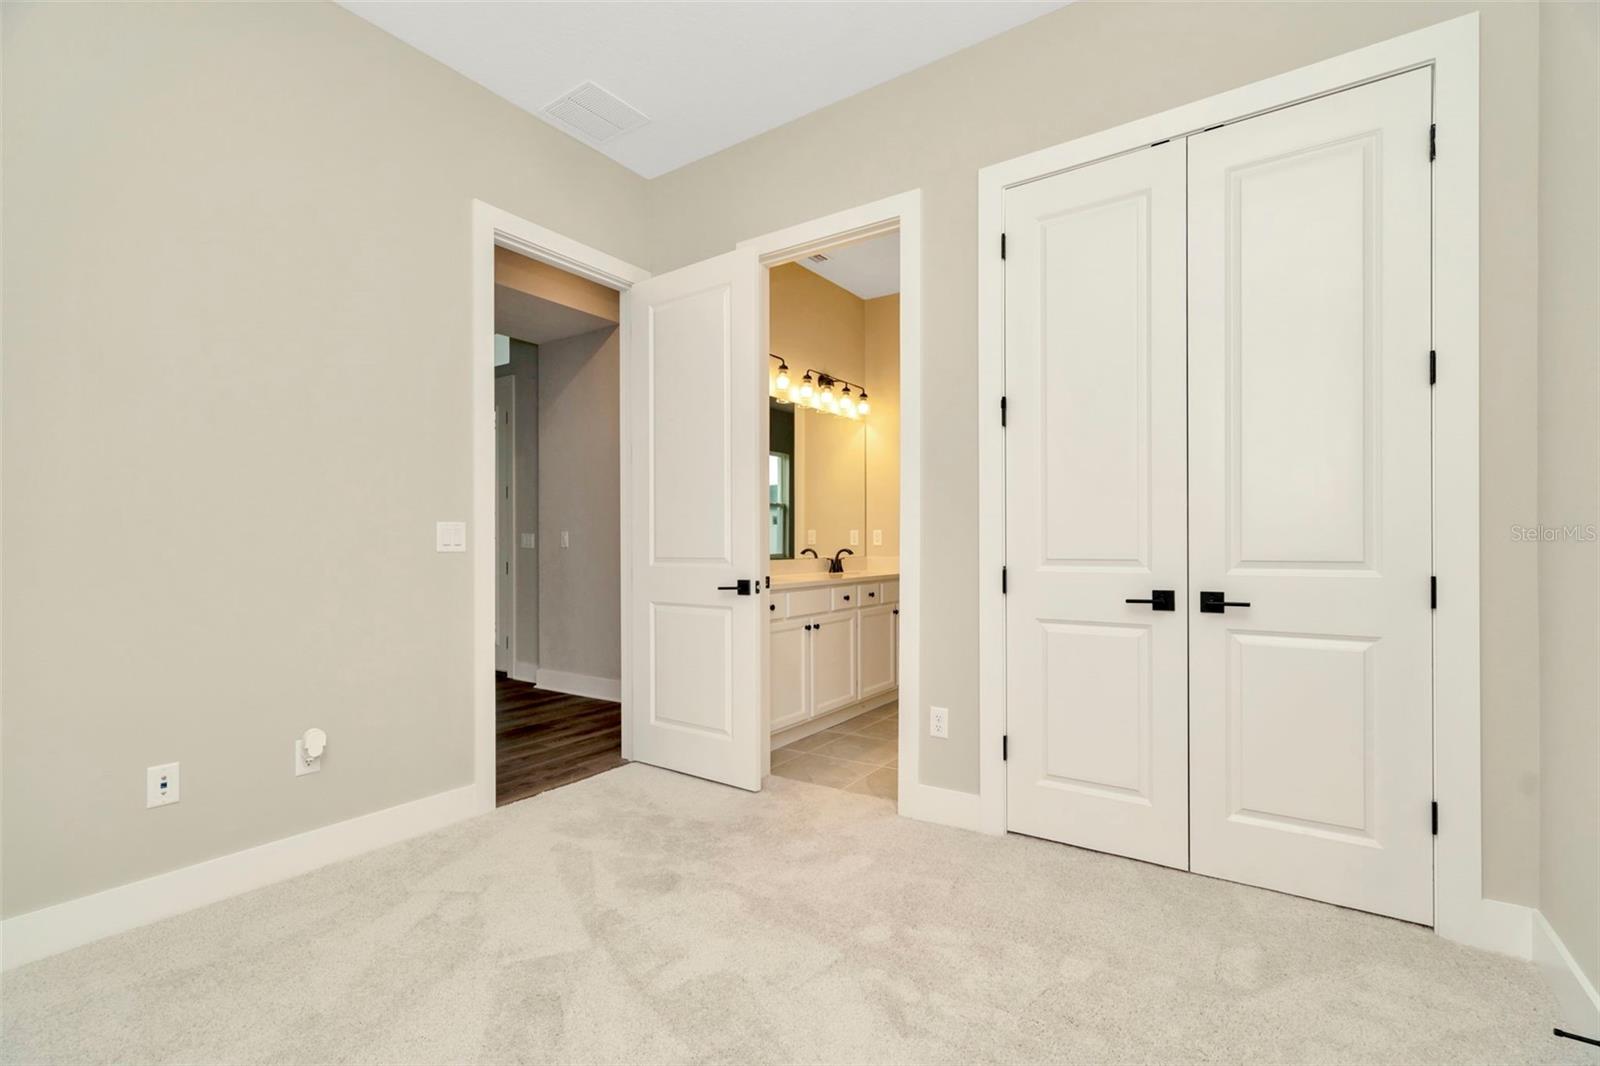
560,530,570,549
850,529,860,546
929,707,949,739
872,529,883,546
519,532,536,549
806,529,816,546
435,521,467,552
146,763,180,808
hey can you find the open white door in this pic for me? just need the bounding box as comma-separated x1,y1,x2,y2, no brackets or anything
623,249,765,791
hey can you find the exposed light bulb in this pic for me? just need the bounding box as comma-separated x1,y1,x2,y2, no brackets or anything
787,383,802,404
774,363,791,392
856,392,871,417
821,385,837,412
839,388,857,418
799,372,815,401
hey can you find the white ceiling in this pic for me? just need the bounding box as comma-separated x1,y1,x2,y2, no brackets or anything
338,1,1067,178
795,231,899,300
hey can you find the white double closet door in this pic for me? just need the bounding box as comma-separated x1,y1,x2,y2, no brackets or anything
1005,70,1435,923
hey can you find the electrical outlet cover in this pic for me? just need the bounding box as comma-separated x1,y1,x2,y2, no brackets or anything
294,739,322,776
930,707,949,739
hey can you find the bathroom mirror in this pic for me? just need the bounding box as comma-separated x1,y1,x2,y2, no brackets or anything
769,401,866,563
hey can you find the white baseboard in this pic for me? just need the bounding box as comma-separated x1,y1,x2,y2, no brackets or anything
897,775,983,832
1437,896,1535,959
535,668,621,701
0,784,479,972
510,659,539,684
1534,909,1600,1041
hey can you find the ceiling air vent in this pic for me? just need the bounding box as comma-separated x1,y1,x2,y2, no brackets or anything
541,82,649,144
808,254,830,264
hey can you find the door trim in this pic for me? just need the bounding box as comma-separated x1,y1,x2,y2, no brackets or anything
471,201,650,814
975,16,1512,954
735,191,958,822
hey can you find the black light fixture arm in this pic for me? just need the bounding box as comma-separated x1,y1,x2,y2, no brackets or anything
769,354,868,397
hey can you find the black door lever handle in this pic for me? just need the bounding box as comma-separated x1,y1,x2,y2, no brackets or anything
1125,590,1176,612
716,579,754,596
1199,591,1251,613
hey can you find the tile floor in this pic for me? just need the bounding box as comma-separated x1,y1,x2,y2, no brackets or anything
769,702,898,800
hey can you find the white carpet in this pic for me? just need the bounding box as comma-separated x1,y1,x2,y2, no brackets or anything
3,764,1593,1065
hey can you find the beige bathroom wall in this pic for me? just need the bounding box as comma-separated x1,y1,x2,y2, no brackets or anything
864,295,901,560
770,263,868,561
646,1,1546,905
1,0,648,917
1536,0,1599,996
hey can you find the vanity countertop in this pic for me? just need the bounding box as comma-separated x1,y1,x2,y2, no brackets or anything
770,571,899,592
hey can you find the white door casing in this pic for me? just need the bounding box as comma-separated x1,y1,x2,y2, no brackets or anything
495,375,515,673
623,249,765,792
1187,69,1435,922
1003,141,1191,870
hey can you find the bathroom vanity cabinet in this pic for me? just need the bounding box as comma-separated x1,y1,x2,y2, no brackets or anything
767,576,899,733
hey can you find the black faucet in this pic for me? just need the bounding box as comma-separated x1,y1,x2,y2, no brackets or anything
829,548,854,574
800,548,818,559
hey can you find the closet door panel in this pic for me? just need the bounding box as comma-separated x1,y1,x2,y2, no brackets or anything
1187,69,1434,924
1004,140,1190,870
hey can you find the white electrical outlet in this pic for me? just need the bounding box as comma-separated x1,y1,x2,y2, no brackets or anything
872,529,883,546
294,739,322,776
519,532,536,549
850,529,860,546
146,763,180,808
807,529,817,546
930,706,949,739
435,521,467,552
560,530,570,549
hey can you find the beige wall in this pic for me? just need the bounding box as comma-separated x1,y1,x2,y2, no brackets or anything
536,328,622,682
646,1,1546,907
1537,0,1599,992
0,1,648,916
506,340,540,672
864,295,901,560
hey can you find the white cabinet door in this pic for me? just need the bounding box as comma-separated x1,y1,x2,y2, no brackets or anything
808,613,858,717
769,617,810,732
1188,70,1434,923
857,603,896,699
1004,139,1190,870
623,248,765,792
494,375,514,673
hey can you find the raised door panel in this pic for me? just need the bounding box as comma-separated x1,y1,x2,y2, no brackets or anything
1004,139,1189,870
858,604,896,699
769,618,810,732
809,613,858,717
1188,69,1433,923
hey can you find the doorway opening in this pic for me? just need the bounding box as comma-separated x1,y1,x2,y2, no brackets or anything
492,246,626,806
761,230,903,802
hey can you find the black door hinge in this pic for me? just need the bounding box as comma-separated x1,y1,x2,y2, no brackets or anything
1431,576,1438,609
1000,233,1007,259
1429,350,1437,385
1432,801,1439,835
1429,124,1437,161
1000,395,1008,427
1002,566,1008,595
1003,734,1009,761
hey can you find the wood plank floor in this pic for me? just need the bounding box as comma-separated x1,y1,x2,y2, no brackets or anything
496,675,624,807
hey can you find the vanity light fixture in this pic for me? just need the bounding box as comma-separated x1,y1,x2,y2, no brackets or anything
769,355,869,421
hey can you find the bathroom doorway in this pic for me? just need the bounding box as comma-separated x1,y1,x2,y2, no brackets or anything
759,227,904,803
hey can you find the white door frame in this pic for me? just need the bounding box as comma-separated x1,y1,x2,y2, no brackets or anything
471,200,650,813
495,374,516,675
737,191,949,820
976,15,1515,955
